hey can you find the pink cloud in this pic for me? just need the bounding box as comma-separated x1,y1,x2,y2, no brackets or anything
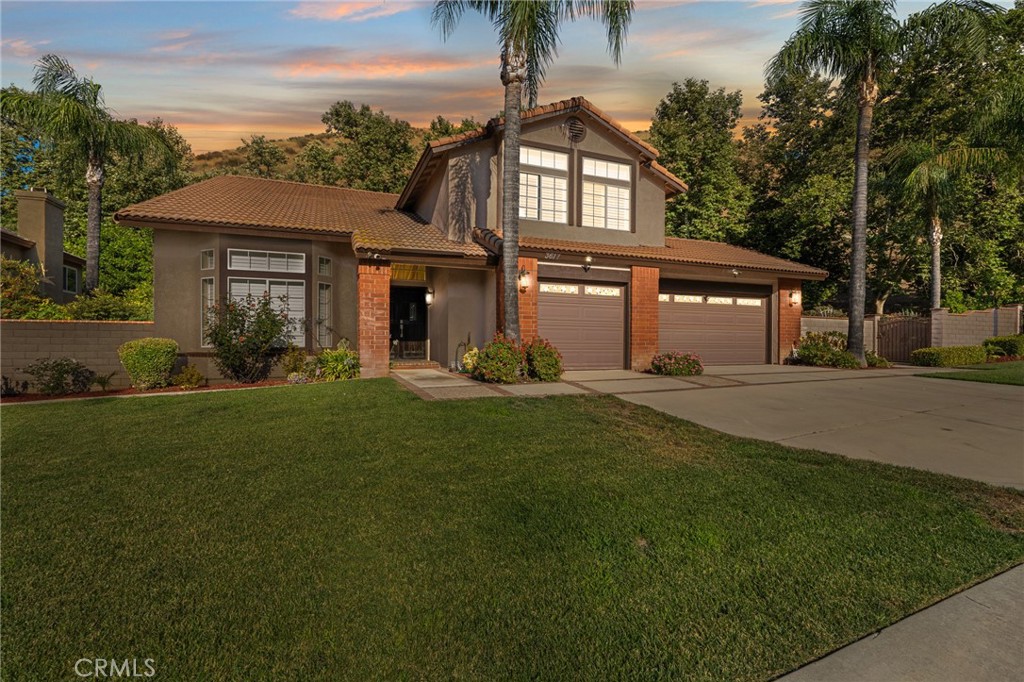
289,2,418,22
1,38,51,59
281,53,480,79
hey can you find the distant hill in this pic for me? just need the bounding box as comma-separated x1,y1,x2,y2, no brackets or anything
193,127,654,176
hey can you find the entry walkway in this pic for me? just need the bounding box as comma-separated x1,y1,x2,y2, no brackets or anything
391,368,590,400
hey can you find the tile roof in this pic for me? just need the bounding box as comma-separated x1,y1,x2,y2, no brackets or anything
114,175,485,259
1,228,35,249
473,229,827,279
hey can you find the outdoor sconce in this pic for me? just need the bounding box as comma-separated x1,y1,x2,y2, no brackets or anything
730,268,740,278
582,255,594,273
425,289,434,306
789,289,802,307
518,267,531,293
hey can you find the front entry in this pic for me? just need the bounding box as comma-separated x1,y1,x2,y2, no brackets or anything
390,286,427,360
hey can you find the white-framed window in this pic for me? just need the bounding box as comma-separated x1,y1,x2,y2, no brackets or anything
62,265,79,294
201,249,215,270
201,277,215,347
675,294,703,303
582,157,632,231
227,249,305,274
585,286,621,297
317,282,332,348
317,256,332,277
519,146,568,224
539,283,579,295
707,296,733,305
736,298,763,306
228,277,306,345
658,293,671,302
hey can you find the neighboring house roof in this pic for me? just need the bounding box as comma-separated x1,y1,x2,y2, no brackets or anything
473,228,828,279
1,227,85,266
1,227,35,249
114,175,486,259
398,96,688,210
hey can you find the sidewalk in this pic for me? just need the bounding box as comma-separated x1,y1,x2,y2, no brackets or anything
778,565,1024,682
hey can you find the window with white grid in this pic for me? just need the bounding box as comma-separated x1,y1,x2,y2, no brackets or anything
582,157,632,231
228,277,305,345
519,146,568,224
227,249,305,274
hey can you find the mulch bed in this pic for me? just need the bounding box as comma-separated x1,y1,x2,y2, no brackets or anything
1,380,290,404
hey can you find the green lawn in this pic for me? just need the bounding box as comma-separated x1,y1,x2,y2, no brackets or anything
925,360,1024,386
2,381,1022,681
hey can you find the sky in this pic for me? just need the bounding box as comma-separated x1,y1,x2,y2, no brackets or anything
2,0,946,154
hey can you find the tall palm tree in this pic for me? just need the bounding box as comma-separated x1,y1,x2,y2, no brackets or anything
433,0,634,341
768,0,998,365
887,140,1005,309
2,55,169,290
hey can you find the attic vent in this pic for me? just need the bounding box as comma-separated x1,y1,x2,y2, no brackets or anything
564,116,587,144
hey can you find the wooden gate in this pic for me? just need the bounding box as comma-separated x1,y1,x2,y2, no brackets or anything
877,315,931,363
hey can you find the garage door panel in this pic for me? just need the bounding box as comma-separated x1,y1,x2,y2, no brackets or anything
539,282,624,370
659,296,767,365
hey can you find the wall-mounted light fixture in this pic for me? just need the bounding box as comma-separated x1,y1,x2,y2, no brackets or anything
789,289,802,307
518,267,531,293
425,289,435,306
582,255,594,273
730,268,740,278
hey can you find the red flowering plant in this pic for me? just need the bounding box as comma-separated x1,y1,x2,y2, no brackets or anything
471,333,527,384
650,351,703,376
523,337,563,382
204,293,293,383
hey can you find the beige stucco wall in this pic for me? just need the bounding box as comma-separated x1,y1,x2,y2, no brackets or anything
0,319,156,390
426,266,495,367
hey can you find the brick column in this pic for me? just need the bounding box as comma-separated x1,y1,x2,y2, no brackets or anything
630,265,659,371
496,256,538,342
357,260,391,378
778,278,802,363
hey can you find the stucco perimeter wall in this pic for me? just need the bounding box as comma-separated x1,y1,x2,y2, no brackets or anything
1,320,155,390
800,316,878,353
931,306,1022,347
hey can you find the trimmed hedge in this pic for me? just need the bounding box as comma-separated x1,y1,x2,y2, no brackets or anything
910,345,987,367
795,331,859,369
983,334,1024,358
118,337,179,389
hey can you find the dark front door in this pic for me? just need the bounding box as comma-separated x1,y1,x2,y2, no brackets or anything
390,286,427,359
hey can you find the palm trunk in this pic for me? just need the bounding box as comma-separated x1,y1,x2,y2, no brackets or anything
500,47,525,341
85,158,105,291
847,77,877,368
928,214,942,309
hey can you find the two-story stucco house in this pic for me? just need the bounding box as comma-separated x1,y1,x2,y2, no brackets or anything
114,97,825,378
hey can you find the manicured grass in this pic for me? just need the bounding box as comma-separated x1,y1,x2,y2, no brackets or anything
2,381,1022,681
926,360,1024,386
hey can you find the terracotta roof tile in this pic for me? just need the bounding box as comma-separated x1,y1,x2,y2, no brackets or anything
473,229,827,279
114,175,485,258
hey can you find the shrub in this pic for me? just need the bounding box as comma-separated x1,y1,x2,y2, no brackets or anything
1,375,28,397
461,347,479,373
910,345,988,367
1,257,49,319
93,372,117,392
66,288,149,321
118,337,179,389
281,345,310,375
171,365,205,390
983,334,1024,359
22,358,96,395
795,331,860,368
524,338,563,382
316,341,360,381
650,351,703,376
205,294,291,383
865,351,891,368
472,334,526,384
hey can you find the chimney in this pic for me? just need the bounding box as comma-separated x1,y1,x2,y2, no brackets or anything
15,188,66,299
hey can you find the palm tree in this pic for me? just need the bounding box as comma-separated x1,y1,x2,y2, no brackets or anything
432,0,634,341
768,0,998,365
2,55,169,290
887,140,1004,309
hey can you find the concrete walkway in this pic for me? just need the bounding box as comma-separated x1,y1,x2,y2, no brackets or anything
391,368,590,400
778,564,1024,682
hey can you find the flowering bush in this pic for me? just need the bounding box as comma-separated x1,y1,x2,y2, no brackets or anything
472,334,526,384
650,351,703,376
524,338,563,382
461,347,479,373
205,294,292,383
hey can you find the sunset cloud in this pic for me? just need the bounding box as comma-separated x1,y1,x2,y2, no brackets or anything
1,38,50,59
281,52,481,79
289,2,419,22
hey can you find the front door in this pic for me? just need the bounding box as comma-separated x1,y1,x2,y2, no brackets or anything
390,286,427,360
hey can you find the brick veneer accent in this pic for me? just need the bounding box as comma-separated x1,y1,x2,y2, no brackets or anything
0,319,155,390
496,256,538,342
357,260,392,378
778,278,802,363
630,266,659,371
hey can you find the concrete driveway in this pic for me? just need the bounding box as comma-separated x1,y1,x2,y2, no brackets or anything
563,366,1024,489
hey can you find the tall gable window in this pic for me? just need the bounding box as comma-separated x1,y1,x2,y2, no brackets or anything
519,146,568,224
582,158,631,231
